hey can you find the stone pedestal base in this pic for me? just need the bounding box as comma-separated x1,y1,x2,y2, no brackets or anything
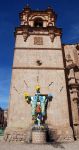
32,125,47,144
4,126,74,143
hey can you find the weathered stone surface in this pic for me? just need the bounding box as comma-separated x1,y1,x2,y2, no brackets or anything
32,130,46,144
47,127,74,142
4,127,32,143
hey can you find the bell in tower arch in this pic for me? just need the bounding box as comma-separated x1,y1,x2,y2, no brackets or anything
34,18,43,27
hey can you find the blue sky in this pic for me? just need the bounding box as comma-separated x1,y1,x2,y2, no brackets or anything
0,0,79,109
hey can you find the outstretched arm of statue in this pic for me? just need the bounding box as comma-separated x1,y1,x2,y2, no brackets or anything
24,92,31,104
26,96,31,104
47,93,53,101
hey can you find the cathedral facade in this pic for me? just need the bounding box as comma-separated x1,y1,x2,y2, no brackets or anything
4,6,79,142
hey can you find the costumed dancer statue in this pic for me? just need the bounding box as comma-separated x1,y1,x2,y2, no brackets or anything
24,86,52,126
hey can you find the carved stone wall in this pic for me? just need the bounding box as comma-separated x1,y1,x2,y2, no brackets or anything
64,44,79,139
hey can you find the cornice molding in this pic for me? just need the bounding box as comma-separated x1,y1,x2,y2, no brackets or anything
15,26,62,35
14,47,62,51
13,67,64,70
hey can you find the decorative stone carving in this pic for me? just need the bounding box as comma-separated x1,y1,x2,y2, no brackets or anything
76,44,79,50
66,54,73,62
34,37,43,45
22,28,29,42
48,30,55,42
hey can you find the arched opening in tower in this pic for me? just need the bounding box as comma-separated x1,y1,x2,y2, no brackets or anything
34,18,43,27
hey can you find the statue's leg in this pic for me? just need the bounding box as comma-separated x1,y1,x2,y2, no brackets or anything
40,96,46,116
31,99,37,117
41,102,45,116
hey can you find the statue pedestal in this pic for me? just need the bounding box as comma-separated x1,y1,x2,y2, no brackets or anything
32,125,47,144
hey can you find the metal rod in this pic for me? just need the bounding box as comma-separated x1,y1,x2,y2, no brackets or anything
24,80,29,88
13,86,20,94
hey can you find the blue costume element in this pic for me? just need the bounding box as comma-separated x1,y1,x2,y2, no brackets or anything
25,88,53,125
31,93,46,117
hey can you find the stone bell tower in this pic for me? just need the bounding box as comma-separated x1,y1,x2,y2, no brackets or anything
5,6,74,142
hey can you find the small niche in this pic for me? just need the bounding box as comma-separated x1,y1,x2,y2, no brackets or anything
36,60,42,66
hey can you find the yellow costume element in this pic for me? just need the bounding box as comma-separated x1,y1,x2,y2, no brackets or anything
24,92,29,97
35,85,40,91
